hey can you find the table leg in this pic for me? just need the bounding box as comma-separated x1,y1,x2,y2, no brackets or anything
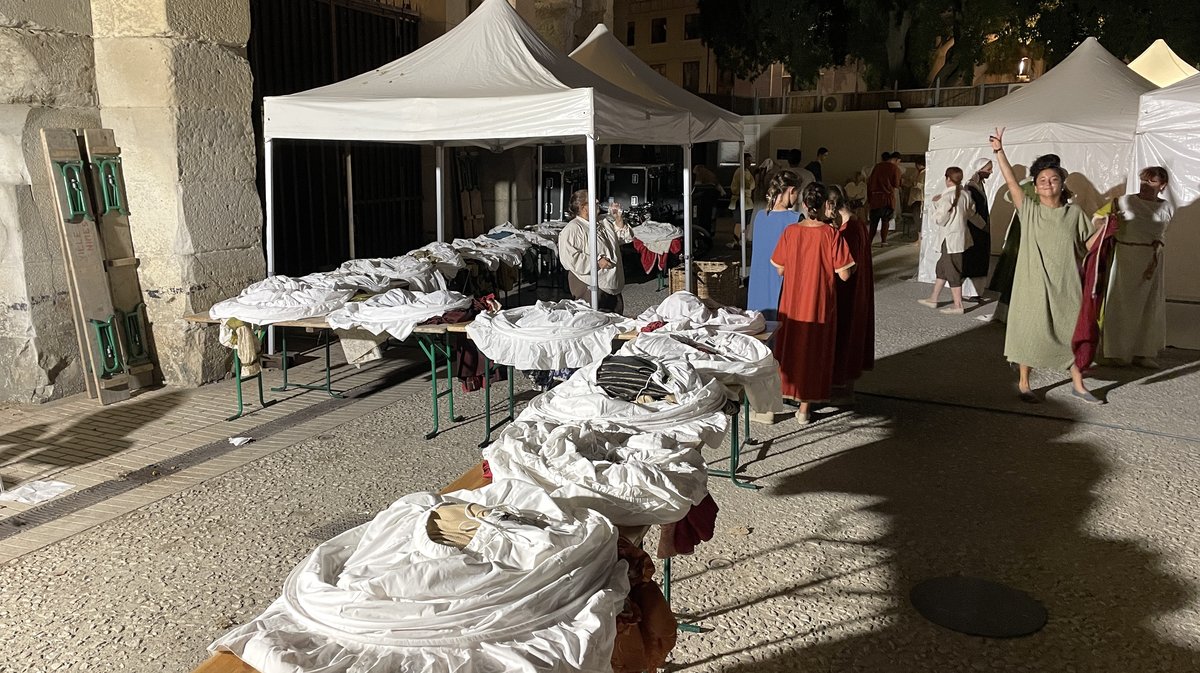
480,356,493,448
271,329,344,397
663,556,702,633
707,403,762,490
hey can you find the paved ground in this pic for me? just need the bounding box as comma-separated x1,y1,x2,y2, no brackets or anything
0,238,1197,673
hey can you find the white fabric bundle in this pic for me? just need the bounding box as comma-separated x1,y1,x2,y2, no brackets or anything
209,276,354,325
298,271,394,294
635,291,766,334
339,256,446,292
491,222,559,250
632,221,683,255
452,235,526,270
486,420,708,526
326,289,471,340
620,328,785,415
518,359,730,450
466,299,633,370
210,480,628,673
411,241,466,279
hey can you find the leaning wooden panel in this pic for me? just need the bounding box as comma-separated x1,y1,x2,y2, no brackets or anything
81,128,157,391
38,128,130,404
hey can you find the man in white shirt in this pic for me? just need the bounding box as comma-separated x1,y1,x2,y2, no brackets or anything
557,189,633,314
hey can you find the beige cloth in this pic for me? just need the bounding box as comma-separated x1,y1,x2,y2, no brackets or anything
426,503,490,549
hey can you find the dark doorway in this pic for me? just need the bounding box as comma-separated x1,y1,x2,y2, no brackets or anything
248,0,423,276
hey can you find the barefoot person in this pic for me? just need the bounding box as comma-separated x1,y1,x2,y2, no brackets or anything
989,129,1102,404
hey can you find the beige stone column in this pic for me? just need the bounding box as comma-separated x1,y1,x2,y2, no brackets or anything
0,1,102,401
91,0,262,387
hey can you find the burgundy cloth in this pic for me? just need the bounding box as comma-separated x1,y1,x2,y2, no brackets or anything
456,341,508,392
832,217,876,385
656,494,718,558
640,320,666,333
632,237,683,274
1072,209,1119,372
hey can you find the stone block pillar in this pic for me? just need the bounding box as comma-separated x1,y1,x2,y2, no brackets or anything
91,0,263,387
0,2,101,402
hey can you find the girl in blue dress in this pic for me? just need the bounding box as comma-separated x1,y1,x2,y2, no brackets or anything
747,169,802,320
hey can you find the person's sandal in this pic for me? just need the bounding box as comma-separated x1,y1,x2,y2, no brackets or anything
917,299,938,308
1018,387,1040,404
939,306,965,315
1070,388,1105,405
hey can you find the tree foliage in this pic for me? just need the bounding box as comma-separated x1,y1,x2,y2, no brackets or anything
696,0,1200,89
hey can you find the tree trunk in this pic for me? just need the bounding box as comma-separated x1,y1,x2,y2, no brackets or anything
884,9,914,87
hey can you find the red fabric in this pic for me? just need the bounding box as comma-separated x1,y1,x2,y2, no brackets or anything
833,217,876,385
866,161,902,209
640,320,666,333
657,494,718,557
632,237,682,274
771,224,856,401
612,538,676,673
480,460,492,480
1072,211,1119,372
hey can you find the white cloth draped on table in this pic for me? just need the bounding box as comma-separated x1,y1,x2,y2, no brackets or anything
634,291,766,334
517,359,730,450
411,242,466,279
210,480,628,673
466,299,633,370
491,222,559,251
326,289,471,341
209,276,355,325
298,271,395,294
452,235,527,270
618,328,785,415
485,420,708,526
338,256,447,292
631,221,683,255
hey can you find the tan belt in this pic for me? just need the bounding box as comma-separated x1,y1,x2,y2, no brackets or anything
1116,239,1164,280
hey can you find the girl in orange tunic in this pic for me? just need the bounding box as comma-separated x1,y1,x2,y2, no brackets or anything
771,182,857,424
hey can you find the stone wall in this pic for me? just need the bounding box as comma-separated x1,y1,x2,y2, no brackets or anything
0,0,101,402
91,0,262,389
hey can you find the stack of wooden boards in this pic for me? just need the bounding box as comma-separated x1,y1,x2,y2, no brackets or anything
39,128,158,405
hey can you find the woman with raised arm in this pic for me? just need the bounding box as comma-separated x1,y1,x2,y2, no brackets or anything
770,182,857,423
989,128,1101,404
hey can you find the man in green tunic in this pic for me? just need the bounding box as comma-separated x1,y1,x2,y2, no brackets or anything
988,129,1102,404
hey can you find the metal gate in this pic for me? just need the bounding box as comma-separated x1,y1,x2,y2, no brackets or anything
248,0,422,276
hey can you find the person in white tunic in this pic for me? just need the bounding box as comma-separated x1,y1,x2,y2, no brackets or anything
919,166,983,315
557,189,633,314
1093,166,1175,367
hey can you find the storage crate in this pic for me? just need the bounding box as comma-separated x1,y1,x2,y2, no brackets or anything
669,260,743,307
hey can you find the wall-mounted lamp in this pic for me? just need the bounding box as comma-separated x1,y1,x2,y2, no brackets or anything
886,100,904,113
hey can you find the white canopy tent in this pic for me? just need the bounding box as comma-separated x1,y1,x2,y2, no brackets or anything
1128,39,1198,89
921,38,1155,292
1132,73,1200,347
262,0,694,310
569,24,748,277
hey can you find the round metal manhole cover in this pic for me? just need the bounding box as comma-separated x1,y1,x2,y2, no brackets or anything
911,576,1047,637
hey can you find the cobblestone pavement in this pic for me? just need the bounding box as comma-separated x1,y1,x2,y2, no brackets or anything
0,243,1197,673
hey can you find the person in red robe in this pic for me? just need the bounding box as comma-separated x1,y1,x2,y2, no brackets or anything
827,184,875,401
771,182,857,424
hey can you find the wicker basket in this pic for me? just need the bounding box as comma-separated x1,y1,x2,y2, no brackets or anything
669,260,743,307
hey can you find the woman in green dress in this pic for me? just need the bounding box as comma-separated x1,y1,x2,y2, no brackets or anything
989,129,1102,404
